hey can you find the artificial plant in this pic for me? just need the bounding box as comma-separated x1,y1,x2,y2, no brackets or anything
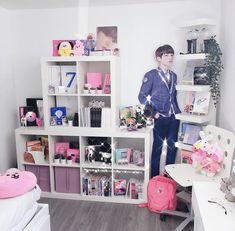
204,36,223,107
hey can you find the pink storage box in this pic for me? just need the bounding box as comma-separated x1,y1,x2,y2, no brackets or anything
86,73,102,88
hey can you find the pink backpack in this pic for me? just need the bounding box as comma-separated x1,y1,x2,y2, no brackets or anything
139,176,177,213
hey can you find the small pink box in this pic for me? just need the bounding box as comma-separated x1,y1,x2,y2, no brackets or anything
86,73,102,88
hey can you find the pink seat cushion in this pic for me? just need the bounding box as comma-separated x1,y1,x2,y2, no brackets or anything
0,169,37,199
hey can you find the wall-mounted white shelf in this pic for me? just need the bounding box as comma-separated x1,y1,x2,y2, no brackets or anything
176,85,210,92
175,141,193,152
176,113,211,124
178,18,216,28
177,53,206,60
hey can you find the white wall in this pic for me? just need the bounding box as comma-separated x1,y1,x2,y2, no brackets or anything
11,0,221,108
89,0,221,106
11,8,78,108
0,7,17,172
218,0,235,133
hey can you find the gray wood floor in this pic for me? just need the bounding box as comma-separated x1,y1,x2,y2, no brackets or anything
39,198,193,231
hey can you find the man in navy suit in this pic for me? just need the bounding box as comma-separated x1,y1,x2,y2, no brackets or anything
138,45,181,177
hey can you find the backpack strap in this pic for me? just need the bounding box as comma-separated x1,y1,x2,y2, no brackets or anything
138,202,148,208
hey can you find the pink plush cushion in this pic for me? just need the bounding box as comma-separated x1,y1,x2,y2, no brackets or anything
0,169,37,199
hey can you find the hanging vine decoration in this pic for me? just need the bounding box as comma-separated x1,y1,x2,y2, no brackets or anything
204,36,223,107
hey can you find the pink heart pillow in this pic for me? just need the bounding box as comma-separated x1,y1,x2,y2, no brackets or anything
0,169,37,199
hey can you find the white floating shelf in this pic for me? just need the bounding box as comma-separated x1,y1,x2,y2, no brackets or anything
177,53,206,60
176,85,210,92
175,141,193,152
178,18,216,28
175,113,211,123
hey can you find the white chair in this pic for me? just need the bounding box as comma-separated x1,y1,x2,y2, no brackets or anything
162,125,235,231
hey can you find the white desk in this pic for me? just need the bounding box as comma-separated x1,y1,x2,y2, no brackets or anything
192,182,235,231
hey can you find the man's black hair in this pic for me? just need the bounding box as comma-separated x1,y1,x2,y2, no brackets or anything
155,44,174,58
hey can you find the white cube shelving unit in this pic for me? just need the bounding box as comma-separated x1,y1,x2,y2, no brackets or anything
15,56,152,204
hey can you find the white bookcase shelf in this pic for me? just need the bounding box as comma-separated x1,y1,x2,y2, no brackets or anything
15,56,151,204
15,127,151,204
176,113,211,123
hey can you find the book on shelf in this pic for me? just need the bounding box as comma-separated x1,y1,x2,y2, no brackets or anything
180,150,193,164
80,107,111,128
47,65,77,94
83,174,111,196
26,98,43,119
182,123,202,145
114,179,127,196
48,65,61,94
128,178,144,199
192,91,211,115
181,60,195,85
60,66,77,93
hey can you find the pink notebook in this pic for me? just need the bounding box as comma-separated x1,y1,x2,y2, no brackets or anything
86,73,102,88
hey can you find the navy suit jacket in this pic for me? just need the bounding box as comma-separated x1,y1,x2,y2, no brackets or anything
138,68,181,117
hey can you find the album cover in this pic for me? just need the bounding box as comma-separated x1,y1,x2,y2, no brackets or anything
192,91,211,114
193,67,210,85
183,124,202,145
50,107,67,125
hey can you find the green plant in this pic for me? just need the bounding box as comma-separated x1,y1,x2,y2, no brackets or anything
204,36,223,107
67,115,73,121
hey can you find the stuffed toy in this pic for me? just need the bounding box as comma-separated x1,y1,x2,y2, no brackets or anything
0,169,37,198
72,40,85,56
57,41,73,56
192,131,223,177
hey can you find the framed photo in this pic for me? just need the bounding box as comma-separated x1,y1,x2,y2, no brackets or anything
193,67,210,85
96,26,118,50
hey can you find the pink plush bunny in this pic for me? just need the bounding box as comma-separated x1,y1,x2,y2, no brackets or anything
73,40,84,56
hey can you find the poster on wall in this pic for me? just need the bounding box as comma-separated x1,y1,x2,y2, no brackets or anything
96,26,118,50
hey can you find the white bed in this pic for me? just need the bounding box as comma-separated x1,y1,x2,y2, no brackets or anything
0,185,50,231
